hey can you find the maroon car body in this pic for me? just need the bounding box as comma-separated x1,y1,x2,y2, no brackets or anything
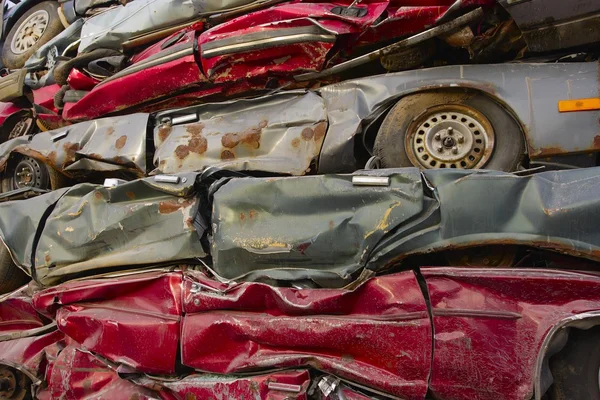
1,266,599,399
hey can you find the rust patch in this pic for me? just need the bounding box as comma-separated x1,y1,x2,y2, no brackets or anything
329,220,335,230
115,135,127,149
125,191,136,200
158,199,193,214
82,379,92,391
314,121,327,142
593,135,600,149
221,150,235,160
106,127,114,135
532,146,565,157
221,120,267,150
175,145,190,159
185,217,194,228
185,393,197,400
159,159,167,166
301,127,314,141
189,135,207,154
240,212,246,221
291,138,301,148
63,142,79,162
249,210,257,219
48,151,57,165
158,125,172,143
186,122,205,136
45,254,50,264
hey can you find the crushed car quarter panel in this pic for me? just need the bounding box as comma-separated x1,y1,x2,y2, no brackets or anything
421,267,600,400
0,174,205,285
153,91,328,175
0,113,149,177
35,271,183,374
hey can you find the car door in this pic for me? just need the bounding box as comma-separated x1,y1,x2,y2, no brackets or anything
180,269,433,400
499,0,600,52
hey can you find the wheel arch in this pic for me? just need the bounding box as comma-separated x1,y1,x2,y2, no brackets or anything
533,311,600,400
361,83,530,164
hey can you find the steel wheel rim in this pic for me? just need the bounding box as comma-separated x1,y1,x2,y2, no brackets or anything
11,157,47,189
10,10,50,55
405,104,495,169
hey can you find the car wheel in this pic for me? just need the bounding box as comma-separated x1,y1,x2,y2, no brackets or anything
373,90,525,171
2,1,65,69
0,364,31,399
548,326,600,400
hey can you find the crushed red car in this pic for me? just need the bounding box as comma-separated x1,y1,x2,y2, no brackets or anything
1,267,600,399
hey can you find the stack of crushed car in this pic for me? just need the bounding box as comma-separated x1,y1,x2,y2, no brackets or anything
0,0,599,399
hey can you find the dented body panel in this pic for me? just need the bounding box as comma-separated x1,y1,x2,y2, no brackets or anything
0,174,204,285
4,167,600,285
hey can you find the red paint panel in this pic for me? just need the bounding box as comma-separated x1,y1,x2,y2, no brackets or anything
131,27,200,64
34,272,183,374
63,55,206,122
0,102,24,125
422,267,600,400
162,370,310,400
67,68,101,91
0,295,45,332
39,345,160,400
32,85,61,114
33,271,182,317
0,330,64,376
182,271,431,399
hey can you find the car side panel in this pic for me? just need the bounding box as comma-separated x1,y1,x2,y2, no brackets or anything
422,267,600,400
317,62,600,173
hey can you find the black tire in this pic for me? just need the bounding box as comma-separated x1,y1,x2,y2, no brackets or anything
0,244,28,294
373,90,525,171
548,326,600,400
2,1,65,69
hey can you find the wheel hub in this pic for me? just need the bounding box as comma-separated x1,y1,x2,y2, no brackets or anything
407,104,495,169
11,10,50,55
0,370,16,398
10,157,49,190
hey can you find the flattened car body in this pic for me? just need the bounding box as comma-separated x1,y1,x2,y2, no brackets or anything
4,167,600,286
1,267,600,399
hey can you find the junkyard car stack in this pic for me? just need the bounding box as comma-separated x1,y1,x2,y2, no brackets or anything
0,0,599,399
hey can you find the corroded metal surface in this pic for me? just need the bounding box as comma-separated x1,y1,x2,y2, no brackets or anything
153,92,327,175
0,113,149,178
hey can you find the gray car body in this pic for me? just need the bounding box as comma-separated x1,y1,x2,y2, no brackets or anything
2,166,600,287
0,61,598,179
